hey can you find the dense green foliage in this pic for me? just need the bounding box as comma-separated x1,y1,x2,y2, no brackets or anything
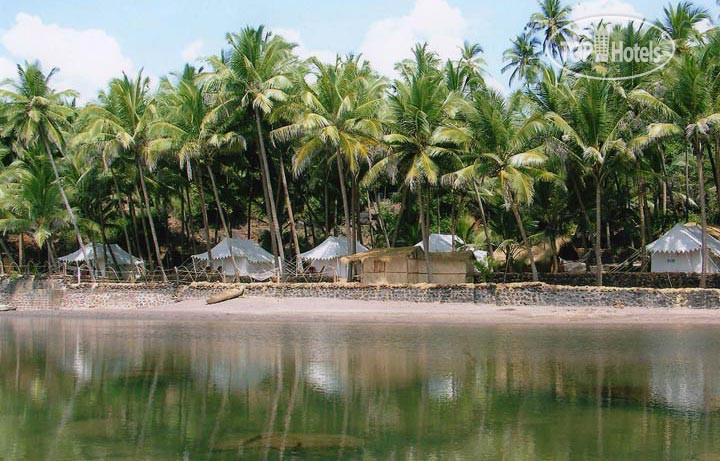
0,1,719,286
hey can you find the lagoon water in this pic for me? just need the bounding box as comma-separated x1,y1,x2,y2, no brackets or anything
1,314,720,460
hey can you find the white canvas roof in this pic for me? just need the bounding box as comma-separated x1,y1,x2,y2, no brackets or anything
646,224,720,257
58,243,143,265
415,234,465,253
300,236,369,261
192,237,274,263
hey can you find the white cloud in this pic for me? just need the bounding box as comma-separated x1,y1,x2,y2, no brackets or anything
485,75,508,95
695,19,715,35
0,56,15,82
358,0,467,77
0,13,134,102
272,27,336,64
181,39,205,62
570,0,643,21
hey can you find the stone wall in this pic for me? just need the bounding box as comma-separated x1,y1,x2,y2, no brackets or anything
0,276,719,310
488,272,720,288
0,277,177,310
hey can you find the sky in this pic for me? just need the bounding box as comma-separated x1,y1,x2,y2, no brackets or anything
0,0,717,101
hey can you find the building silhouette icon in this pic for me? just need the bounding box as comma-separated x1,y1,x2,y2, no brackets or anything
594,25,610,62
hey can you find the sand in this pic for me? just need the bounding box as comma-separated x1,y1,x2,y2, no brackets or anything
4,296,720,325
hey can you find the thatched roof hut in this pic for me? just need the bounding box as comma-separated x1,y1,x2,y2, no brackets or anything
341,246,475,284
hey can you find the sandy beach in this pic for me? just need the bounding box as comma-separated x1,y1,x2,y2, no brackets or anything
5,296,720,325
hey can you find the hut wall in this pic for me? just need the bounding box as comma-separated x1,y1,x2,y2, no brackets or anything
358,253,472,284
360,255,411,284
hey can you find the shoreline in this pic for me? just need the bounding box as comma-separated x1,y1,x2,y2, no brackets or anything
5,296,720,326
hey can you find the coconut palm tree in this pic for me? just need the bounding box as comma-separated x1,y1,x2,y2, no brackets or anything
0,62,96,279
656,1,710,54
546,77,634,286
502,33,542,86
151,64,246,277
271,55,385,278
72,71,167,281
457,41,487,93
203,26,297,273
527,0,575,61
0,154,68,265
632,50,720,288
440,90,550,281
367,44,462,281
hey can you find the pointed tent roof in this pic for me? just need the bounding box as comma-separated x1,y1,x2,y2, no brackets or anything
58,243,143,265
647,223,720,257
414,234,465,253
300,236,369,261
191,237,274,263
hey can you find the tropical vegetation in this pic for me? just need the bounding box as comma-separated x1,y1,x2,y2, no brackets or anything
0,1,718,286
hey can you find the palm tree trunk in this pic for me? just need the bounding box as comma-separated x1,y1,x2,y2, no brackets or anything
99,206,121,277
247,180,253,239
658,143,674,219
638,175,648,270
594,177,603,287
685,147,691,222
696,138,708,288
392,187,408,247
473,182,494,254
450,195,458,252
128,192,144,260
351,177,359,251
42,137,96,282
183,183,197,257
135,185,153,269
136,157,167,282
17,234,23,268
254,108,285,275
205,163,240,279
106,162,133,257
418,184,433,282
324,169,330,235
278,154,303,274
510,199,538,282
372,190,391,247
258,153,279,264
194,169,214,268
335,150,354,280
715,137,720,212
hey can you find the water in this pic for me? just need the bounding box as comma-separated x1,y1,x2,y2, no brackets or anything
1,315,720,460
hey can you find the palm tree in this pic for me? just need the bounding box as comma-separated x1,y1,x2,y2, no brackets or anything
0,62,96,279
203,26,297,273
368,44,461,281
527,0,575,61
546,78,634,286
656,1,710,54
72,71,167,281
633,51,720,288
457,41,487,92
271,55,385,278
0,154,68,265
151,64,246,277
440,90,549,281
502,33,542,86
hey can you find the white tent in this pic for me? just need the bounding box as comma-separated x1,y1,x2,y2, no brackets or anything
646,223,720,273
58,242,144,277
300,236,369,279
192,237,275,280
414,234,465,253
